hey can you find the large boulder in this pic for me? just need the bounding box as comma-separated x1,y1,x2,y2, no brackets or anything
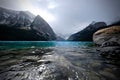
93,26,120,61
93,26,120,45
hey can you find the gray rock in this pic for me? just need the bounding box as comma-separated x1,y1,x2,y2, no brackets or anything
93,26,120,45
93,26,120,60
101,41,120,47
98,46,120,59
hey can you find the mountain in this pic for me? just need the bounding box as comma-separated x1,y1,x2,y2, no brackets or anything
0,7,56,41
56,36,65,41
0,7,35,27
108,20,120,27
31,15,56,40
0,24,49,41
68,22,107,41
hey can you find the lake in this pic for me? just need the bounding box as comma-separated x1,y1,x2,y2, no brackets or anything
0,41,119,80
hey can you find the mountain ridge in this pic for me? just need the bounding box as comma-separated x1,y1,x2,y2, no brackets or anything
0,7,56,41
68,22,107,41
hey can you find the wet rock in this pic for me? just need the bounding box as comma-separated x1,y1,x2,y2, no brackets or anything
99,70,117,80
87,71,101,80
23,59,37,62
37,60,51,64
98,44,120,60
101,41,120,47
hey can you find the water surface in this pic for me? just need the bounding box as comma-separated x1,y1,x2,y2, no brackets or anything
0,41,119,80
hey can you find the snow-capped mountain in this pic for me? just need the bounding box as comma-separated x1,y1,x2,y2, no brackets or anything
0,7,56,41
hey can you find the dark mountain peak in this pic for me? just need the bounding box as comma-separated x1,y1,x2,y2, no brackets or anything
89,21,107,27
31,15,56,40
35,15,43,19
89,21,106,26
90,21,96,25
33,15,46,24
94,22,106,27
36,15,41,18
108,20,120,26
32,15,50,28
33,15,41,22
68,21,107,41
86,21,107,30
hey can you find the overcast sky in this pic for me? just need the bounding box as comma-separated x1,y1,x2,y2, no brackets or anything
0,0,120,38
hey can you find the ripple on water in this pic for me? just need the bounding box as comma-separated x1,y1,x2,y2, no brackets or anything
0,45,120,80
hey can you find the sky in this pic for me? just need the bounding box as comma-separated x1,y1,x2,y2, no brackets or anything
0,0,120,38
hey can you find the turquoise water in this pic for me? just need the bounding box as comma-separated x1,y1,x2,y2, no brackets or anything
0,41,93,49
0,41,119,80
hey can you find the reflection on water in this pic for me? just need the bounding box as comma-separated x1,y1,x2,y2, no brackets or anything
0,41,119,80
